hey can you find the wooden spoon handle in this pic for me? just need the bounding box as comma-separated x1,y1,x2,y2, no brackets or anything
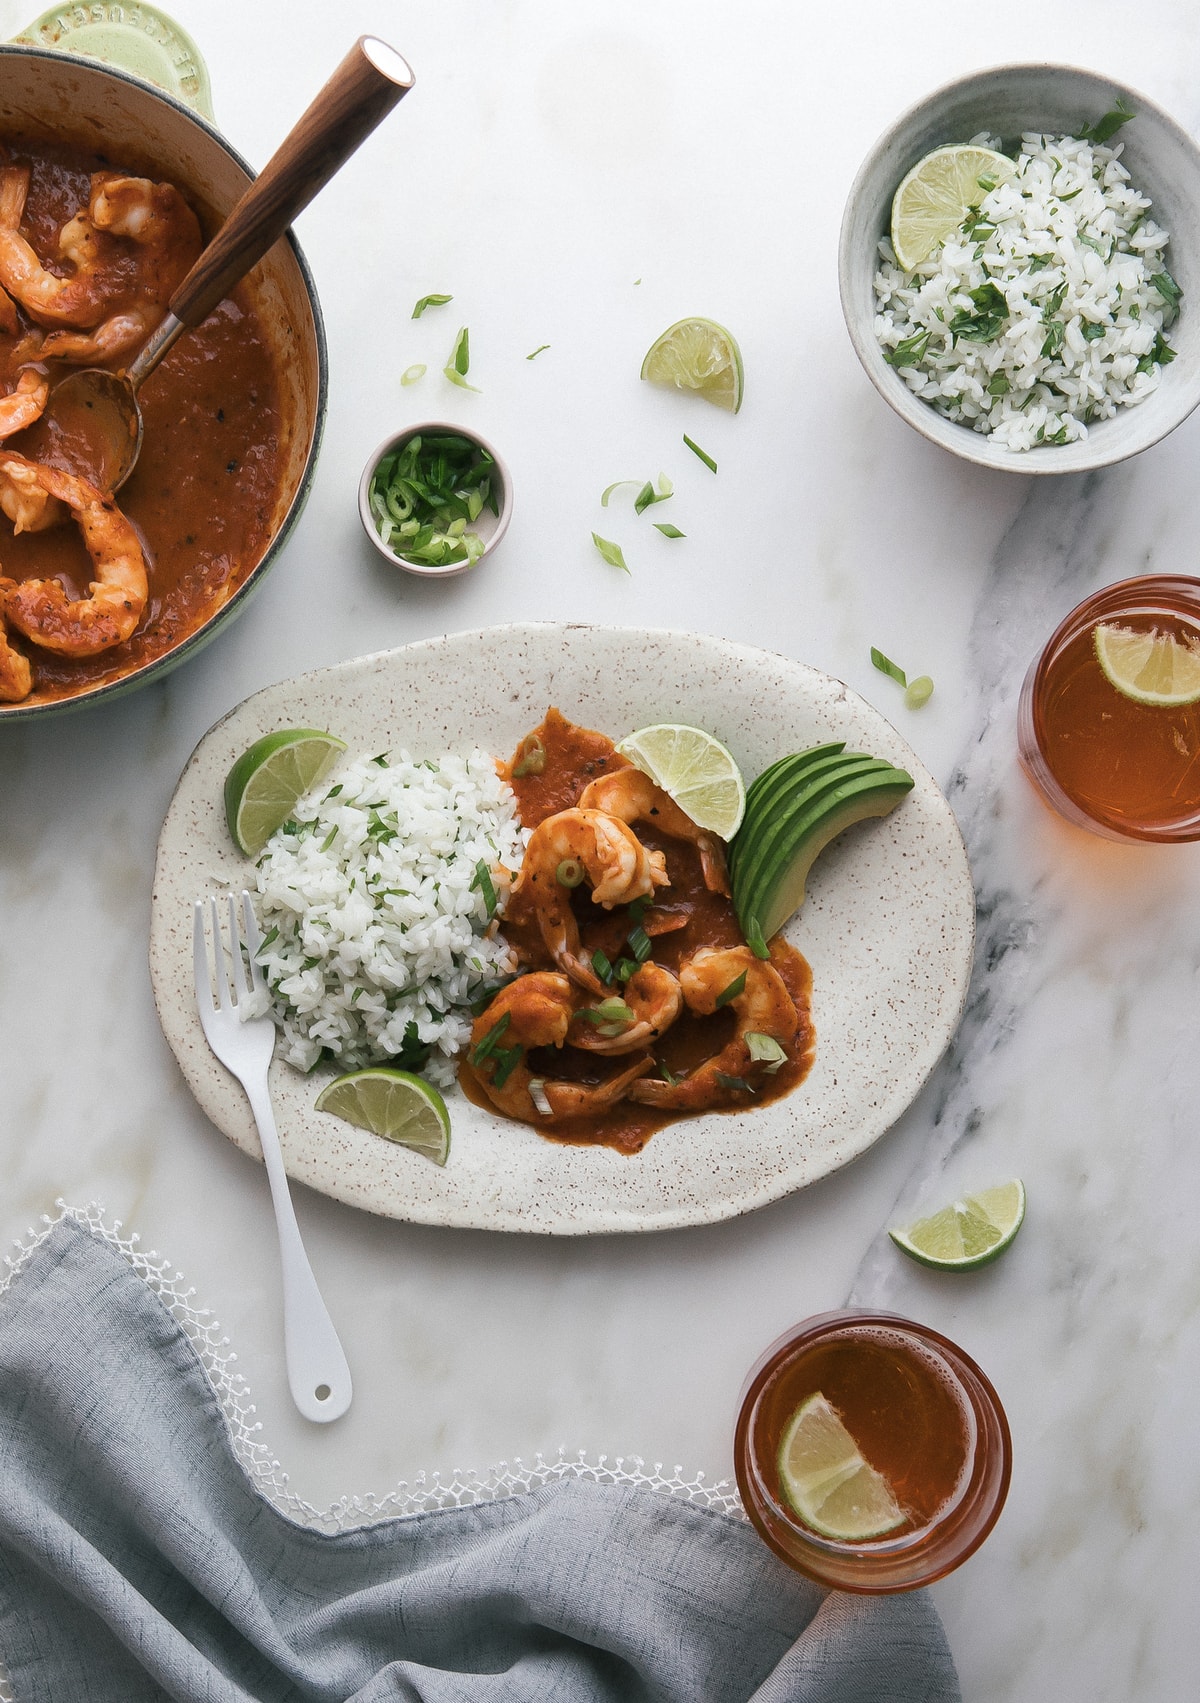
170,36,414,327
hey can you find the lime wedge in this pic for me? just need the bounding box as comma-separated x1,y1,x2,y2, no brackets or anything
1093,623,1200,707
889,1179,1026,1271
640,317,743,412
890,144,1016,270
778,1392,905,1541
315,1068,451,1165
616,722,746,837
224,729,347,856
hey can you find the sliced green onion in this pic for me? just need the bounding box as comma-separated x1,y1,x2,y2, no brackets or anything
904,675,934,710
634,473,673,514
627,924,652,963
512,733,546,778
526,344,551,360
658,1062,681,1085
470,858,498,916
443,325,480,391
368,432,495,568
412,293,453,318
470,1010,511,1066
579,997,635,1027
556,858,585,888
714,1071,753,1093
601,480,640,508
591,948,614,985
683,434,717,472
615,957,637,983
715,970,747,1008
654,522,686,539
592,533,629,572
746,1032,787,1069
401,363,426,386
528,1078,553,1115
1080,97,1134,144
491,1044,523,1088
871,647,908,688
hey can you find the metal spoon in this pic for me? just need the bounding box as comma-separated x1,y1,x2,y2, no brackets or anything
36,36,414,493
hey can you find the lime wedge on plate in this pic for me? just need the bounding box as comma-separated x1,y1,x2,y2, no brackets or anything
640,318,744,412
890,144,1016,270
224,729,346,856
315,1068,451,1165
777,1392,905,1541
1094,623,1200,707
889,1179,1026,1270
616,723,746,836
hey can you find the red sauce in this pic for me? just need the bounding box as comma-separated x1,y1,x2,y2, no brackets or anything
461,709,816,1153
0,139,285,708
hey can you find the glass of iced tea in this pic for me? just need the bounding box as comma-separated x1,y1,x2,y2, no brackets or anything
734,1311,1011,1593
1018,575,1200,841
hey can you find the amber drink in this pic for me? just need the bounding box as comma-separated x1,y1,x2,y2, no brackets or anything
734,1312,1011,1593
1018,576,1200,841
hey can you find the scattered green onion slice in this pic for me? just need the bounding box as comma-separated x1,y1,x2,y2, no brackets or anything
746,1032,787,1069
528,1078,553,1115
635,473,673,514
579,997,635,1027
715,970,747,1008
591,948,614,984
556,857,585,888
870,647,908,688
470,1011,511,1066
527,344,551,360
443,325,481,391
601,480,640,508
715,1071,753,1093
367,432,496,569
904,675,935,710
491,1045,523,1088
412,293,453,318
654,522,686,538
470,859,498,917
627,925,652,964
1080,97,1134,145
592,533,630,572
512,733,546,778
683,434,717,472
400,363,426,386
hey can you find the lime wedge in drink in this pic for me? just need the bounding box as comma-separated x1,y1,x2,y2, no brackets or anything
890,145,1016,270
224,729,347,856
1093,623,1200,707
889,1180,1026,1271
314,1068,451,1165
777,1392,905,1541
640,317,744,412
616,723,746,837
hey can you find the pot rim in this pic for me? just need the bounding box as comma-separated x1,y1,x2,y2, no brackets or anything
0,42,329,722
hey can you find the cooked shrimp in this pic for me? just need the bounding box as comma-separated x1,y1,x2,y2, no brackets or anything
0,168,201,347
465,972,651,1121
0,615,30,701
512,806,669,993
568,961,683,1055
0,369,47,441
578,768,731,895
628,945,801,1111
0,455,147,656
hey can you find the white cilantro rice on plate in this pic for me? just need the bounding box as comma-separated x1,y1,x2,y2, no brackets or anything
874,132,1180,450
252,748,527,1085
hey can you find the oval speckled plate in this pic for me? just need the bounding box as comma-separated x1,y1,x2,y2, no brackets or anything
149,623,975,1235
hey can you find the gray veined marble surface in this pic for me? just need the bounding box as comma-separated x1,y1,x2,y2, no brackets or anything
4,2,1200,1699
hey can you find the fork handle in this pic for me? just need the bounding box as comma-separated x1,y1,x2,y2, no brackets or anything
244,1078,353,1423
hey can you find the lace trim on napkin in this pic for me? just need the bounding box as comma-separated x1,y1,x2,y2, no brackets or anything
1,1202,745,1532
0,1204,744,1702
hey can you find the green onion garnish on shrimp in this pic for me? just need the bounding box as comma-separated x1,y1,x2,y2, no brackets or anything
367,432,497,569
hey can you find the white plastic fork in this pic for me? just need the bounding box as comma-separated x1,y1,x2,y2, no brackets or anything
193,891,353,1423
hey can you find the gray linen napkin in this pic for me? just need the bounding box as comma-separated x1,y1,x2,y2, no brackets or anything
0,1219,960,1702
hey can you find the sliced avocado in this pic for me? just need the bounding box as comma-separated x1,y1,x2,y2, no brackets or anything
730,746,914,942
731,755,900,907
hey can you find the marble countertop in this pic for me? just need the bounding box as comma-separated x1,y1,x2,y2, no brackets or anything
3,2,1200,1696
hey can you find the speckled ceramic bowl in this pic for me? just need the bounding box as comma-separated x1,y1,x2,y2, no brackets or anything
0,45,325,722
149,624,975,1236
839,63,1200,474
358,423,512,578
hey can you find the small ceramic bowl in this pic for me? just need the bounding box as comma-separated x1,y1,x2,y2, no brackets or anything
358,423,512,578
839,63,1200,475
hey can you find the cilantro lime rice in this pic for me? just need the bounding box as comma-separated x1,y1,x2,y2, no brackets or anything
874,131,1180,449
252,749,526,1085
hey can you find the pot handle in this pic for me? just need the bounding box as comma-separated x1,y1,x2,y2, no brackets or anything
169,36,414,328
